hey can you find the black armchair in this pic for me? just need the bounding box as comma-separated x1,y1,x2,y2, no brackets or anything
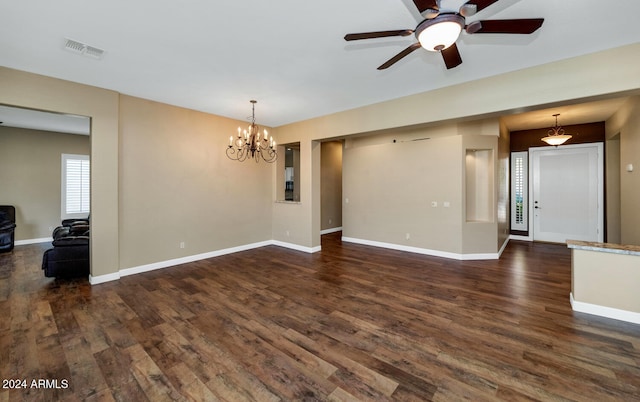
42,217,90,278
0,206,16,253
42,236,89,278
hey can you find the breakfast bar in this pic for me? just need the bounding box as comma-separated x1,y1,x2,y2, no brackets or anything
567,240,640,324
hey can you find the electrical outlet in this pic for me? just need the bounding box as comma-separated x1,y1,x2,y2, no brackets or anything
329,218,332,225
179,241,185,249
406,233,410,240
286,230,290,237
431,201,438,207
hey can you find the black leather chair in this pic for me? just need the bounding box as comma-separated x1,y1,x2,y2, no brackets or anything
42,218,90,278
0,206,16,253
42,236,89,278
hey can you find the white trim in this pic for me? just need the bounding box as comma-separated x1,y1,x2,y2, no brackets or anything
88,239,321,285
341,236,499,260
89,272,120,285
15,237,52,246
462,253,500,260
509,234,532,241
120,240,272,277
570,293,640,325
61,153,90,220
497,237,509,258
510,151,528,231
320,226,343,235
271,240,321,253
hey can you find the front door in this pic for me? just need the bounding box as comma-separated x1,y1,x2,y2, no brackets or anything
531,144,603,243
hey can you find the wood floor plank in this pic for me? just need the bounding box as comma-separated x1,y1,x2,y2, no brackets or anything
2,234,640,401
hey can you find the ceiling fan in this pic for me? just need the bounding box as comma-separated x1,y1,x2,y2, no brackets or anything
344,0,544,70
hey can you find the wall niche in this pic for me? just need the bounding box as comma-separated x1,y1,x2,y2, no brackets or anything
465,149,494,222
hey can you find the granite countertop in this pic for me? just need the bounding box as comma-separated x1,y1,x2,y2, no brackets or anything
566,240,640,256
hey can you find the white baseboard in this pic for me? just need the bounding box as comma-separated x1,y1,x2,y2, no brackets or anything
89,272,121,285
498,237,509,258
320,227,343,235
90,239,321,285
570,293,640,325
120,240,273,278
509,234,532,241
341,237,499,261
15,237,52,246
271,240,321,253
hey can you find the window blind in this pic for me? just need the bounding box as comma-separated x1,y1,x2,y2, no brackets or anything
62,154,90,218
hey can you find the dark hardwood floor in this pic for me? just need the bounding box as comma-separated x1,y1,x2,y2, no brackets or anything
1,233,639,401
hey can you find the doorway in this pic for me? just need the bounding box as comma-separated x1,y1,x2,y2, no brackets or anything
320,141,343,234
0,105,91,243
530,143,603,243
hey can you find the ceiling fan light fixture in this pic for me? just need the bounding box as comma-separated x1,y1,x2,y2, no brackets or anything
416,14,465,52
421,8,440,19
459,3,477,17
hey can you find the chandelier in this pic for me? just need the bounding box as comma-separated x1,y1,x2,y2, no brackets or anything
541,113,573,146
226,100,277,163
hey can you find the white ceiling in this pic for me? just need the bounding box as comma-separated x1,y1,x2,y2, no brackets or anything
1,0,639,130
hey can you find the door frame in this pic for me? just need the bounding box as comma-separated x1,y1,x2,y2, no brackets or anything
528,143,604,243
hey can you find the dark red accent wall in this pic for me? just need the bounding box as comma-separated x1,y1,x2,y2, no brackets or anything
510,122,605,152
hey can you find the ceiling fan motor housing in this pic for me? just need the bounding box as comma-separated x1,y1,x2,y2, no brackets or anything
415,13,465,52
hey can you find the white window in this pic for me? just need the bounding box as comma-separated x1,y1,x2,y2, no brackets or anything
510,151,528,231
61,154,90,220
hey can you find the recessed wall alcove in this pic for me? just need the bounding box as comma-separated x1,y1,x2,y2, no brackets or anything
465,149,494,223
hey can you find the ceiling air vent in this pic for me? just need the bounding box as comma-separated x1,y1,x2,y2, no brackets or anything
64,38,105,59
84,45,105,59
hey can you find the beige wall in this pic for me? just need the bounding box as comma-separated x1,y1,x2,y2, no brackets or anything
336,117,506,257
118,95,273,269
342,127,464,254
497,121,510,250
461,133,498,254
606,96,640,245
0,126,90,240
320,141,342,231
0,67,119,278
572,249,640,313
605,136,621,243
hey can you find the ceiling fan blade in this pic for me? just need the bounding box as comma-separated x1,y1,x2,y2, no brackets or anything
441,43,462,69
412,0,440,13
469,18,544,34
377,43,422,70
345,30,414,41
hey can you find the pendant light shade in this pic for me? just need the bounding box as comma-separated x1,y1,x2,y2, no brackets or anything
541,114,572,146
